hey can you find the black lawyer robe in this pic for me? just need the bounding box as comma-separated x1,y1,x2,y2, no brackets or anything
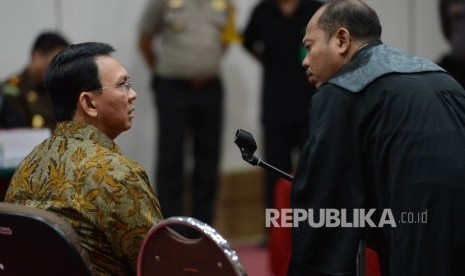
289,43,465,276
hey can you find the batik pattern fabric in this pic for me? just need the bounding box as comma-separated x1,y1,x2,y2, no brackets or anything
5,121,162,275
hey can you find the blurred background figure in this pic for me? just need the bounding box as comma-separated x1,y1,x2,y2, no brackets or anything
0,31,69,130
242,1,322,274
137,0,239,226
242,0,322,219
438,0,465,87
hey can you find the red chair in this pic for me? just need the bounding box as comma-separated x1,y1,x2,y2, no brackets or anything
269,178,292,276
137,216,247,276
269,178,381,276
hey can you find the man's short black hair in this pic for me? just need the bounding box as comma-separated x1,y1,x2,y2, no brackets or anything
31,31,69,55
318,0,382,43
45,42,115,121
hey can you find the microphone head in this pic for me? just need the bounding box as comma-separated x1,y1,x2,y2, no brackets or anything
234,129,257,154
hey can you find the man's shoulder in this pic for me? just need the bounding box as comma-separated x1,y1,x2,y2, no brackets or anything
90,143,144,170
53,135,146,179
329,44,445,93
2,74,23,98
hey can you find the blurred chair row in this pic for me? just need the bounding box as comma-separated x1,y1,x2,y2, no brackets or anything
0,202,247,276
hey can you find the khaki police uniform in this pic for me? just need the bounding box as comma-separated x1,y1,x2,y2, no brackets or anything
139,0,239,225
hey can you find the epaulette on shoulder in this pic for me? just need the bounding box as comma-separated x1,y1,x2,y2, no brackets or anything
2,75,21,97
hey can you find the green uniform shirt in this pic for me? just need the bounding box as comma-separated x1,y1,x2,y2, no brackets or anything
1,69,55,130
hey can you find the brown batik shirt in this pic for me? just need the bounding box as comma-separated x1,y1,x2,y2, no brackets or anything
5,121,163,275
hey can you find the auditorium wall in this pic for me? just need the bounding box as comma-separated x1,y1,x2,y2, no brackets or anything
0,0,449,184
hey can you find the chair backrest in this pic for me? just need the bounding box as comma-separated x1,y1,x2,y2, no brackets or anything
137,216,247,276
0,202,97,276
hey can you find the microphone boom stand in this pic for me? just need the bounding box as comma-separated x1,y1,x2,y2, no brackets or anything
234,129,366,276
238,146,293,183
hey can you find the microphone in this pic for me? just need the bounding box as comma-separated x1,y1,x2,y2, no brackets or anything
234,129,293,182
234,129,259,165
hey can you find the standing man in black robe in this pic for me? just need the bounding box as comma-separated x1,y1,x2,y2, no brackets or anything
290,0,465,275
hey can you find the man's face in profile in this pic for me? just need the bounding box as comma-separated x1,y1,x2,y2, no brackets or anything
90,55,137,140
301,7,346,88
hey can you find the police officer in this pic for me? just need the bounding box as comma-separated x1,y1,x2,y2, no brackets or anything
138,0,239,226
0,32,69,130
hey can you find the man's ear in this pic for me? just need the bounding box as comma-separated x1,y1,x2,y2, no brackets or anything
78,92,98,117
335,27,351,55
